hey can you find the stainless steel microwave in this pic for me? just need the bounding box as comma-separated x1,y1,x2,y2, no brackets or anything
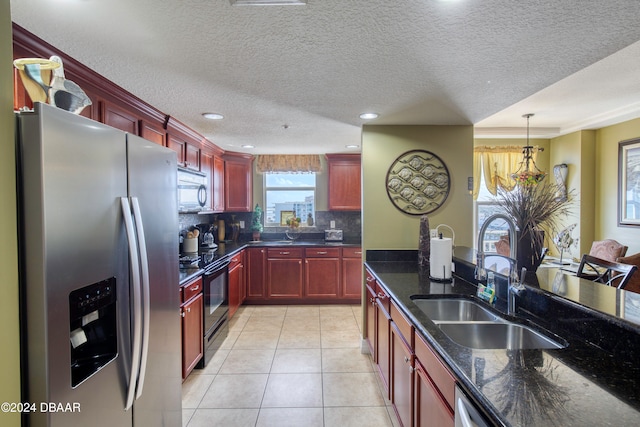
177,168,207,212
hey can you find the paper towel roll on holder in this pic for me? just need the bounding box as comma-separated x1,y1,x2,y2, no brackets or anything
429,224,455,282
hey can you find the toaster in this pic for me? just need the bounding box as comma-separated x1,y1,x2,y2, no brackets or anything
324,229,343,242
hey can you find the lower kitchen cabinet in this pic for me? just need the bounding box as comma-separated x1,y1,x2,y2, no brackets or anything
246,247,267,300
365,267,456,427
267,248,304,298
228,250,245,319
305,247,340,298
181,276,203,380
342,247,363,299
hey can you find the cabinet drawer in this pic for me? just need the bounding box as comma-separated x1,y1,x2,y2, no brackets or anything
366,269,377,288
342,247,362,258
229,251,243,269
391,300,414,348
182,276,203,304
305,247,340,257
268,247,304,258
415,332,455,409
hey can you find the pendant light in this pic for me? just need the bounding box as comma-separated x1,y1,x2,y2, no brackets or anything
511,113,546,186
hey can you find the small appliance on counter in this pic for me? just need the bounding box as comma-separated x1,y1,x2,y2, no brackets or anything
430,224,455,282
325,229,343,242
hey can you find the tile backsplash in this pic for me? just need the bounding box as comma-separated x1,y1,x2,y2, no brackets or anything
179,210,361,243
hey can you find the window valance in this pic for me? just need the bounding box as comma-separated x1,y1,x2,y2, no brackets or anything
473,145,542,199
255,155,323,174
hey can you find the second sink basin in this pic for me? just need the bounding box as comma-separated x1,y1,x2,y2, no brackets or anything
437,322,566,350
411,298,499,322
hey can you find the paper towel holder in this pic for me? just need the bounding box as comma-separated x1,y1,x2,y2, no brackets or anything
429,224,455,283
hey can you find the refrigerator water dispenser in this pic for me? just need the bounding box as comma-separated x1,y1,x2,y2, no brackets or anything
69,278,117,387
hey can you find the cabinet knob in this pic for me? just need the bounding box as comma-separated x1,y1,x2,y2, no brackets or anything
181,312,185,318
280,251,290,255
409,366,416,373
187,307,191,313
404,356,410,363
377,292,387,300
190,286,199,291
317,251,328,255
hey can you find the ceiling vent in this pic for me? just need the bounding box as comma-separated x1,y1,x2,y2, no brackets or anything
230,0,306,5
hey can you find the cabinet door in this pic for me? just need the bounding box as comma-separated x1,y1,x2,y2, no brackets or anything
185,143,200,171
200,150,214,210
342,247,362,299
213,155,225,212
414,360,454,427
246,248,266,299
229,263,241,319
392,322,414,427
376,299,391,398
365,283,377,358
102,101,138,134
268,258,303,298
224,156,252,212
327,154,361,210
140,119,166,146
167,135,186,167
182,293,203,379
305,257,340,298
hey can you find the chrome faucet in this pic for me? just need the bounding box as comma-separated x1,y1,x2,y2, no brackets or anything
508,267,527,316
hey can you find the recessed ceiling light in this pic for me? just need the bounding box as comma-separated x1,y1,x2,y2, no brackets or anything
231,0,306,5
241,144,255,149
359,112,379,120
202,112,224,120
345,145,360,149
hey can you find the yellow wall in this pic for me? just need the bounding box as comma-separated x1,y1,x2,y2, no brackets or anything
549,131,596,258
363,125,474,250
595,118,640,254
1,1,22,426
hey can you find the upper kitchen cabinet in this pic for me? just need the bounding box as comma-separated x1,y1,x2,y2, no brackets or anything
326,154,362,210
139,119,166,146
201,141,225,212
224,152,253,212
101,100,138,134
167,117,204,171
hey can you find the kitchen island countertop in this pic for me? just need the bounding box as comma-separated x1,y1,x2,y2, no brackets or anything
365,248,640,427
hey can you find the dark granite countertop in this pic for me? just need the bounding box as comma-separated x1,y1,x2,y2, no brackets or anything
365,248,640,427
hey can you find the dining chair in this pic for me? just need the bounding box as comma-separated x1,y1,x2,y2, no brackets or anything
576,254,637,289
616,252,640,294
588,239,628,262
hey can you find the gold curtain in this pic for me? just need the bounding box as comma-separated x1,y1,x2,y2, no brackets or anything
473,145,541,199
255,155,323,174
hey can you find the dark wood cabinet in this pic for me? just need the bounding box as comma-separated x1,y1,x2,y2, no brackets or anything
213,155,225,212
305,247,341,298
224,153,253,212
342,247,362,300
326,153,361,211
181,276,203,380
414,359,454,427
246,247,267,300
140,119,166,146
186,143,200,171
376,285,391,398
167,117,203,170
228,250,245,319
167,134,186,166
267,248,304,298
102,100,138,134
365,274,377,358
391,301,415,427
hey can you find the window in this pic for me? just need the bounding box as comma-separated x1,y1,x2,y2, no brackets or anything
475,166,511,252
264,173,316,227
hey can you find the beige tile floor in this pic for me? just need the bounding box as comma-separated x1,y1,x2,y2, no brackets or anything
182,304,400,427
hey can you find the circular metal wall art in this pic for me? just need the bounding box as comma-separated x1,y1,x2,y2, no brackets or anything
386,150,451,215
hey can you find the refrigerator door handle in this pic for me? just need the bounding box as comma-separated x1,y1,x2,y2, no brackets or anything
131,197,150,400
121,197,143,411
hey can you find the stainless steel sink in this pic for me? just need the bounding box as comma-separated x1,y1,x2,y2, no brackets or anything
411,298,499,322
437,322,566,350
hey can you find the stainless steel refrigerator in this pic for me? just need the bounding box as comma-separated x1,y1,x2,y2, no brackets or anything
17,103,181,426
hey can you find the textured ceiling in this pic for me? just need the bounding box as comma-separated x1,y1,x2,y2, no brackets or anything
10,0,640,153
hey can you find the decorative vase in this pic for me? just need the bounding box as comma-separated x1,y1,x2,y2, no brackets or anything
516,229,545,272
252,231,260,241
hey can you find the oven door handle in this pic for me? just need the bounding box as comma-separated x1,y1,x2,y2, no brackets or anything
205,259,231,276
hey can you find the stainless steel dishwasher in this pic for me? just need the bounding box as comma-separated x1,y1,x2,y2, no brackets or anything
455,386,491,427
